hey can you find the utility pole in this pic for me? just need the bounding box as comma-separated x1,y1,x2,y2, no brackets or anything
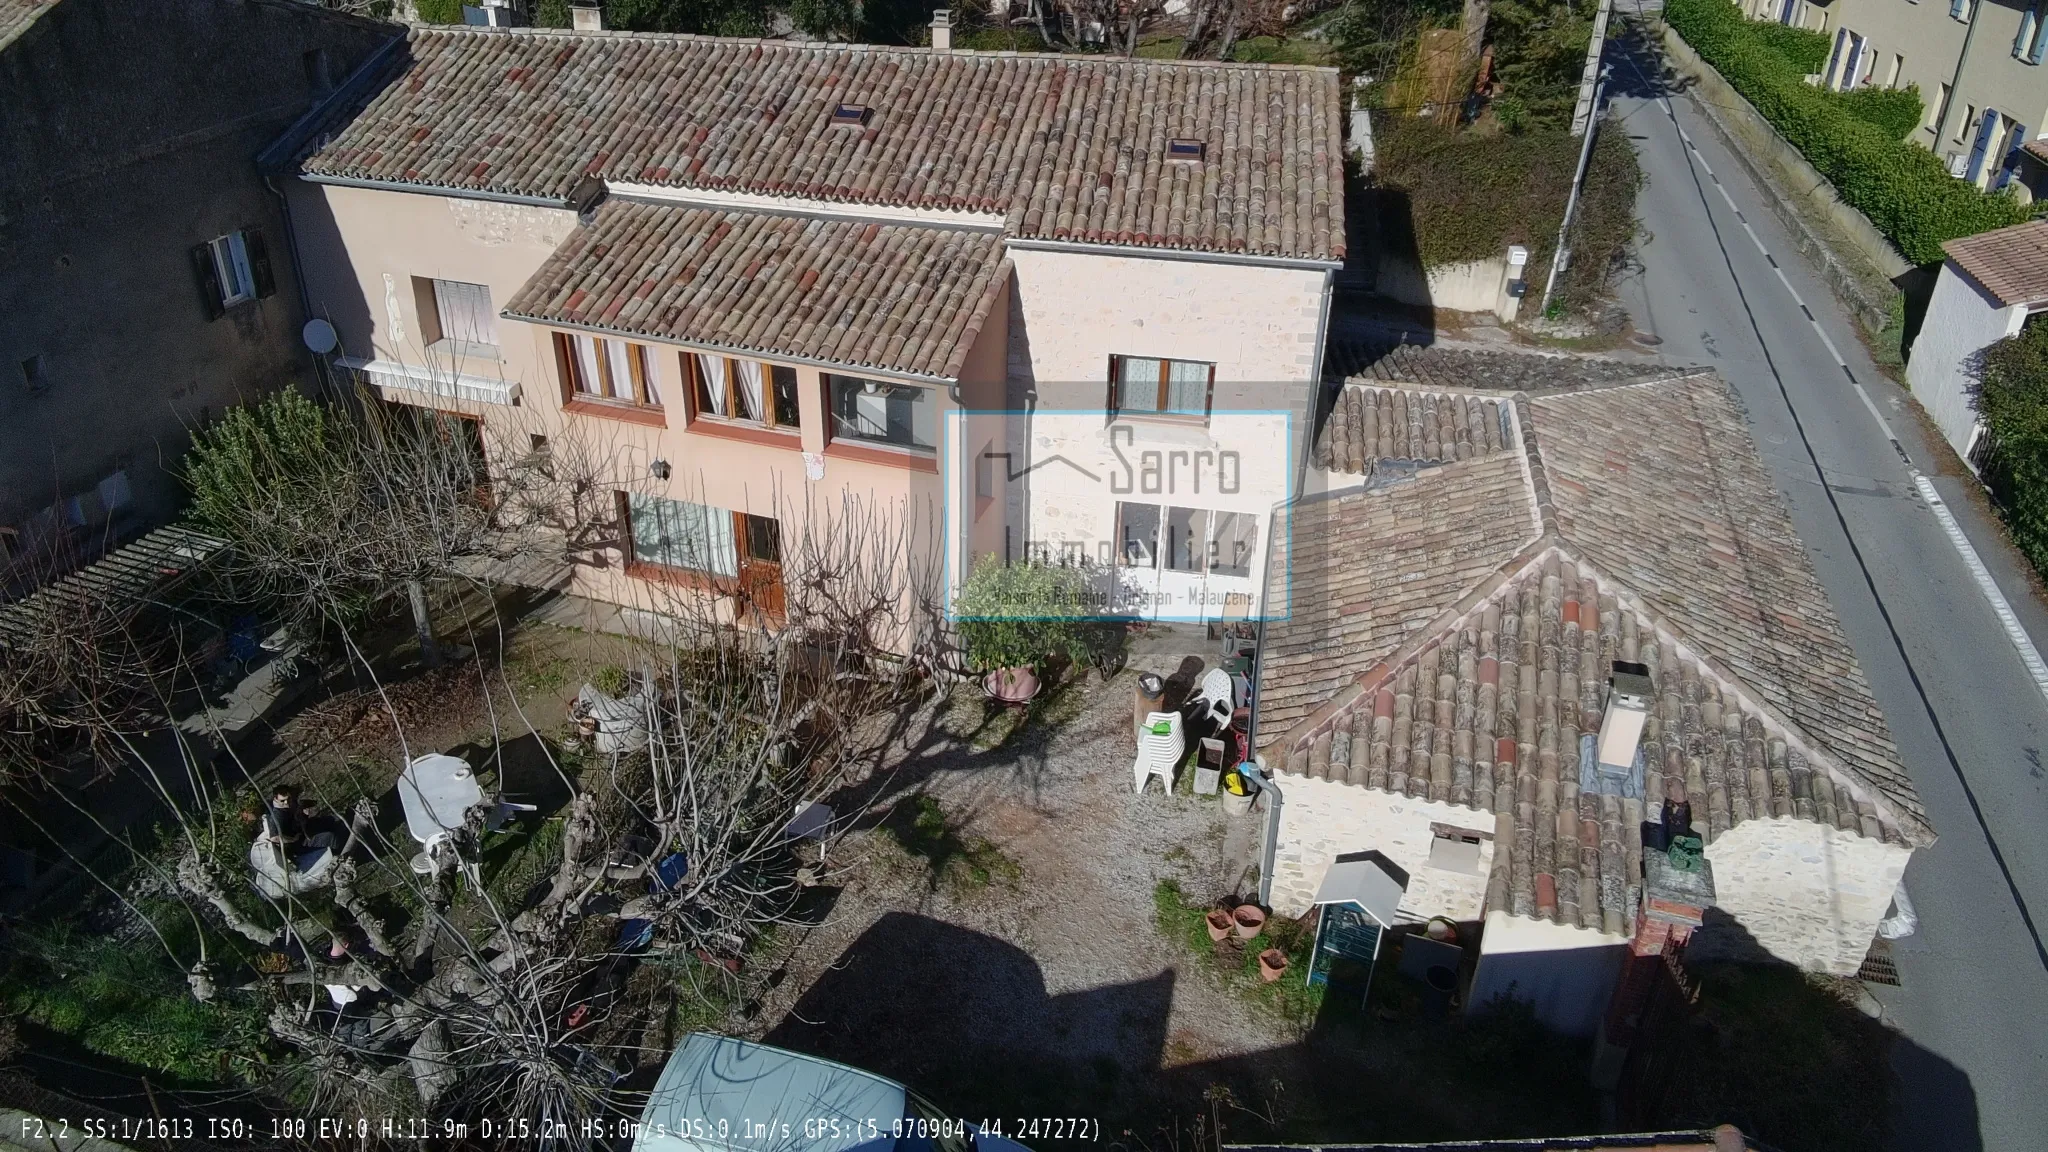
1569,0,1614,137
1542,64,1612,313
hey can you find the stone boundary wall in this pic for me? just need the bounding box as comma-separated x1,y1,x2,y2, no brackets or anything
1653,19,1910,333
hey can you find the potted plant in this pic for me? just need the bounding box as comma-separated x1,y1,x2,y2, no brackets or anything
954,559,1101,702
1258,947,1290,982
1205,907,1235,943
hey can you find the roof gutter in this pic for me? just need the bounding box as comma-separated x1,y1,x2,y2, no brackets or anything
298,171,573,210
506,313,959,387
1003,236,1344,272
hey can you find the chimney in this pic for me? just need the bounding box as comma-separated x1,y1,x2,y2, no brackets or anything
930,9,952,52
572,3,604,31
1595,659,1653,772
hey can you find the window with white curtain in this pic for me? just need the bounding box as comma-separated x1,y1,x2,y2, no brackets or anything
432,280,498,347
625,493,737,577
1117,502,1259,577
559,333,660,406
691,354,799,431
1110,354,1214,418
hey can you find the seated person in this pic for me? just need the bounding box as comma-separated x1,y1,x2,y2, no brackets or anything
264,786,336,859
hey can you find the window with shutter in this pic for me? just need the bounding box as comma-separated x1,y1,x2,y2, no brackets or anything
432,280,497,347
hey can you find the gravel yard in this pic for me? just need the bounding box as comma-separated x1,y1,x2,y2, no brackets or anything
742,643,1314,1140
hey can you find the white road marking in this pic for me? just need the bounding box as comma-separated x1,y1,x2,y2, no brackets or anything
1915,476,2048,699
1648,78,2048,703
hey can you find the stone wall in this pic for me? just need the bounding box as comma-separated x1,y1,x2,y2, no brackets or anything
0,0,395,537
1267,771,1497,922
1697,816,1911,975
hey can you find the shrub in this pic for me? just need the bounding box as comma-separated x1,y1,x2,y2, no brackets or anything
1745,20,1830,74
1835,84,1924,141
1666,0,2027,264
1973,320,2048,575
413,0,464,22
952,558,1105,672
1372,113,1642,311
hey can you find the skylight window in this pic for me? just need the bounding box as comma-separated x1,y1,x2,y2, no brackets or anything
830,103,872,127
1166,138,1206,161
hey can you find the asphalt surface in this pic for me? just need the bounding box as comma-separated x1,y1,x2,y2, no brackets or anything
1606,35,2048,1150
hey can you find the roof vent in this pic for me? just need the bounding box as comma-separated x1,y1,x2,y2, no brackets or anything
1166,138,1206,162
830,103,872,128
571,3,604,31
1597,660,1655,771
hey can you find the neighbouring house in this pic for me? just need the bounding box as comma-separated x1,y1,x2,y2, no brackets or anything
269,12,1343,630
1907,218,2048,468
1253,343,1932,1037
1745,0,2048,189
0,0,397,587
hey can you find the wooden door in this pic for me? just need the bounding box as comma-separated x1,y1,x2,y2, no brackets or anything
735,513,784,623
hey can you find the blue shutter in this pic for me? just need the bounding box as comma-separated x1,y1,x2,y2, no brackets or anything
2017,2,2039,58
1967,109,2001,182
1995,122,2029,189
1825,28,1848,89
2033,12,2048,62
1951,0,1969,20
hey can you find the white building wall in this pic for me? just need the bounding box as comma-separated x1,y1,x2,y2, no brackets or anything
1468,909,1627,1037
1001,246,1328,620
1699,817,1913,976
1266,773,1496,922
1907,261,2027,466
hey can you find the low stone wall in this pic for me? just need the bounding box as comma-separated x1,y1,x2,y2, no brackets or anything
1656,21,1908,332
1375,255,1506,313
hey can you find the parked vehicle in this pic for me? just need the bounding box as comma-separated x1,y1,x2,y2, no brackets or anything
634,1034,1030,1152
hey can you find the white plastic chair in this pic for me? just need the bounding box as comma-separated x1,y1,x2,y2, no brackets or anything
1192,668,1236,730
1133,710,1185,794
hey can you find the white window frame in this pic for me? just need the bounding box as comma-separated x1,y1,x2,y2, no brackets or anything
210,232,254,306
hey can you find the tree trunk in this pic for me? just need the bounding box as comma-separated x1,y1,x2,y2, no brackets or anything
407,579,440,668
1217,2,1242,61
177,851,279,947
1124,10,1142,56
1182,0,1213,57
1461,0,1492,59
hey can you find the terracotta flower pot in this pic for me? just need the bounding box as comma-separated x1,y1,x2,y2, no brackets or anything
1231,904,1268,939
983,666,1042,704
1205,908,1235,942
1258,948,1289,982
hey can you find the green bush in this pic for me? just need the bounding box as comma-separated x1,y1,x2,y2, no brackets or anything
414,0,464,22
1745,20,1831,74
1835,84,1924,141
1372,113,1642,311
951,559,1103,672
1666,0,2027,264
1974,320,2048,575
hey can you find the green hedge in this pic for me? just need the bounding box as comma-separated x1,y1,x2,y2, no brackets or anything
1666,0,2026,264
1975,321,2048,576
1745,20,1829,74
414,0,464,22
1372,113,1642,311
1836,85,1924,141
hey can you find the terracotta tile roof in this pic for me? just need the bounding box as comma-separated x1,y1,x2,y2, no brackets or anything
1942,219,2048,307
1260,451,1539,742
1312,385,1513,474
300,27,1346,261
2024,138,2048,166
1530,383,1924,835
0,0,59,52
500,198,1009,380
1324,338,1674,389
1261,369,1931,932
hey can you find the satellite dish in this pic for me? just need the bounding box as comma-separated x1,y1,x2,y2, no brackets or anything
301,318,338,355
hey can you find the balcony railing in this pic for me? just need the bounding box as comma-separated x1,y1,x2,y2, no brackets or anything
339,355,521,407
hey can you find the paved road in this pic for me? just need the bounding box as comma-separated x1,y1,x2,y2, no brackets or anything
1607,36,2048,1152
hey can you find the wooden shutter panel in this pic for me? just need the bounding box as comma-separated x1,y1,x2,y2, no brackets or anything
246,230,277,299
1106,355,1118,418
191,243,224,321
